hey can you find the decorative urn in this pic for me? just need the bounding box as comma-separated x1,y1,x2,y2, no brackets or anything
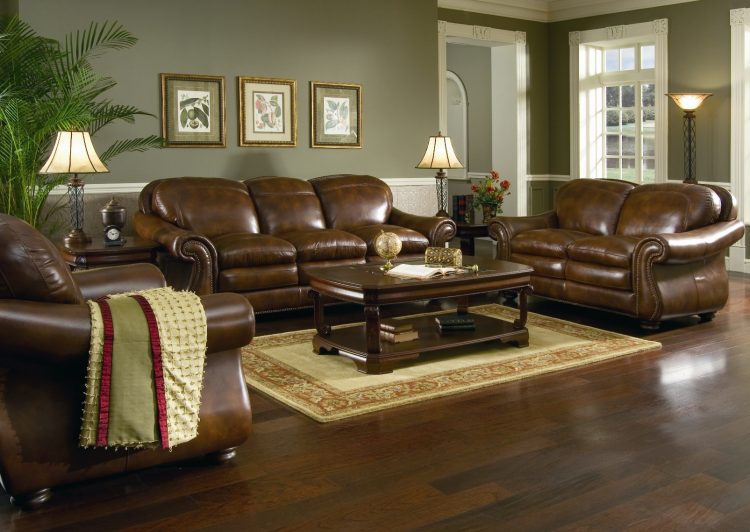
374,230,402,271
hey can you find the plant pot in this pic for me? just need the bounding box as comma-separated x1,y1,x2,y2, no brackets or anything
481,203,497,224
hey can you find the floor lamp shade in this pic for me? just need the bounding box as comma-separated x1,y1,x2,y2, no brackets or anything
416,132,464,217
39,132,109,246
667,93,712,184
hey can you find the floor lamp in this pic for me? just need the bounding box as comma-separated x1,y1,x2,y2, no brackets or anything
667,93,712,184
416,132,464,217
39,131,109,246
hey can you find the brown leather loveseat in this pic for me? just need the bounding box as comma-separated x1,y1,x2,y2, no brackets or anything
0,214,254,508
135,174,457,313
489,179,745,328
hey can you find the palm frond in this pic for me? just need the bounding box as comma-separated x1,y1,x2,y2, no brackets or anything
99,136,163,162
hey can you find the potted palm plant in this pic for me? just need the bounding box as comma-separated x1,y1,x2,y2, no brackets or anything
0,17,162,229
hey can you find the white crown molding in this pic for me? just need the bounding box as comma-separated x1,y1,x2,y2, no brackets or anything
438,0,699,23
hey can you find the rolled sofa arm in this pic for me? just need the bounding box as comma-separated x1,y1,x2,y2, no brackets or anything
0,294,255,365
654,219,746,264
73,263,167,300
489,211,558,259
134,212,218,294
388,208,457,246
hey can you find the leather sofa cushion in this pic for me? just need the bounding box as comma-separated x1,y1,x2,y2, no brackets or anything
510,253,566,280
556,179,635,235
348,224,429,255
245,177,327,234
151,177,260,237
617,183,720,236
310,175,392,230
565,261,631,290
278,229,367,262
511,229,590,259
213,233,296,268
566,235,640,269
0,214,83,303
219,264,299,292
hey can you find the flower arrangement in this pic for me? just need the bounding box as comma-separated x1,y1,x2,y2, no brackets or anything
471,171,511,209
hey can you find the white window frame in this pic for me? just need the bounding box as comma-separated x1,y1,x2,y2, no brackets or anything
570,20,668,181
730,8,749,272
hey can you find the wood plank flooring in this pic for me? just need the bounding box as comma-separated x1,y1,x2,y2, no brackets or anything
3,275,750,530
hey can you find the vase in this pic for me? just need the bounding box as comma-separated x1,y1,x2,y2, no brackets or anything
480,203,497,224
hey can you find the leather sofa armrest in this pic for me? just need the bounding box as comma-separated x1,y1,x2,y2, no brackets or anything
0,294,255,365
388,208,457,246
653,219,746,264
73,263,166,301
489,211,558,259
134,212,218,294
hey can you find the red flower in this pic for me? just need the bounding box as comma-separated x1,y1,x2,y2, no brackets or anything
490,170,499,179
500,180,511,189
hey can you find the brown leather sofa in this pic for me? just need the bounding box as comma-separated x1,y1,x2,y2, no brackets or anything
135,174,457,312
0,214,255,508
489,179,745,328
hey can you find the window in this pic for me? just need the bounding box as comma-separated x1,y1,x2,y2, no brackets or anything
570,20,668,183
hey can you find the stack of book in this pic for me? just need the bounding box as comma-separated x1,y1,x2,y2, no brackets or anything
451,194,475,223
379,320,419,343
435,315,476,332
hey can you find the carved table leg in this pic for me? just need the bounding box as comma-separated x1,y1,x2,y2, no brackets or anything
364,304,381,354
456,295,470,315
513,286,531,330
310,290,331,336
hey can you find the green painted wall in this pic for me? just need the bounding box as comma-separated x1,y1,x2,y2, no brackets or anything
447,43,492,172
549,0,750,181
18,0,439,183
0,0,17,16
438,8,550,176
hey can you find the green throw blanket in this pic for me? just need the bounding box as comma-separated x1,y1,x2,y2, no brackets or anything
80,287,207,449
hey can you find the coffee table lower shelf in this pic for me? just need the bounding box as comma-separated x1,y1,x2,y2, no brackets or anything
313,312,528,374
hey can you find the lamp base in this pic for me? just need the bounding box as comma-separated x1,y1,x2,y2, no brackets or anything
64,228,92,247
683,177,698,185
435,209,450,218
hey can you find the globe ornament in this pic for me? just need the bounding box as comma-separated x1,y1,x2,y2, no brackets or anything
374,230,402,271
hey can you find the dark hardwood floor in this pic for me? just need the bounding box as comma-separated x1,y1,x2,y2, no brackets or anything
4,274,750,530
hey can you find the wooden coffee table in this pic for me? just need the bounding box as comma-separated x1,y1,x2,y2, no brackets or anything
307,257,533,374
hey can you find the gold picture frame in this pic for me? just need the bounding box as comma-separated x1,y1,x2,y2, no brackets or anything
160,73,226,148
310,81,362,149
238,76,297,147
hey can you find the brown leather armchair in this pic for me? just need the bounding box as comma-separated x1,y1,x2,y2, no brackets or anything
0,214,255,508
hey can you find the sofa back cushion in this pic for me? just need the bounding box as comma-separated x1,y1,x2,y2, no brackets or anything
245,176,326,234
0,214,82,303
310,174,392,230
616,183,721,236
146,177,260,237
555,179,636,236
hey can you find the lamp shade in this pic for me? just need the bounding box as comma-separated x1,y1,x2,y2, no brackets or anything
39,131,109,174
416,132,464,170
667,93,712,112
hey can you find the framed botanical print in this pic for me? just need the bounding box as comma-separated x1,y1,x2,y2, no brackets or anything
310,81,362,148
160,73,226,147
238,77,297,147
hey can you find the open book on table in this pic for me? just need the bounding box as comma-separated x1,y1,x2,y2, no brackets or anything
384,263,460,280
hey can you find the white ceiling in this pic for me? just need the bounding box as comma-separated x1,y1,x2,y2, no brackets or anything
438,0,699,22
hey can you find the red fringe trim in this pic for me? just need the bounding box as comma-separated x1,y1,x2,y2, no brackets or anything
131,295,170,449
96,298,114,447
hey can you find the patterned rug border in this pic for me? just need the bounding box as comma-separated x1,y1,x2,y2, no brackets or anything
242,305,662,422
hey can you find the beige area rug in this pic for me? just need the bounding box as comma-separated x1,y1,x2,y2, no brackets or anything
242,304,661,422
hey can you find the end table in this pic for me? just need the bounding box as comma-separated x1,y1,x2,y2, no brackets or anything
455,222,489,256
59,236,161,271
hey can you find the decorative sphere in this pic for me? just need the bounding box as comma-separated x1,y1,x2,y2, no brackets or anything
374,230,402,270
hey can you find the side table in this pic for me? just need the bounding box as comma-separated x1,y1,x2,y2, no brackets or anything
455,223,489,256
58,236,161,271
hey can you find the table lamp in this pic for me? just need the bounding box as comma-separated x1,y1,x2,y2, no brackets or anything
416,132,464,217
39,131,109,246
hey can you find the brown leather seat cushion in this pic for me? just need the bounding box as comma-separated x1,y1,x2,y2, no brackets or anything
566,235,640,269
511,229,590,259
348,224,429,255
565,261,631,290
213,233,296,268
510,253,566,279
219,264,299,292
278,229,367,262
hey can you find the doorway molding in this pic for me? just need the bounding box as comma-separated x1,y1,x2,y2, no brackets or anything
438,21,528,215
